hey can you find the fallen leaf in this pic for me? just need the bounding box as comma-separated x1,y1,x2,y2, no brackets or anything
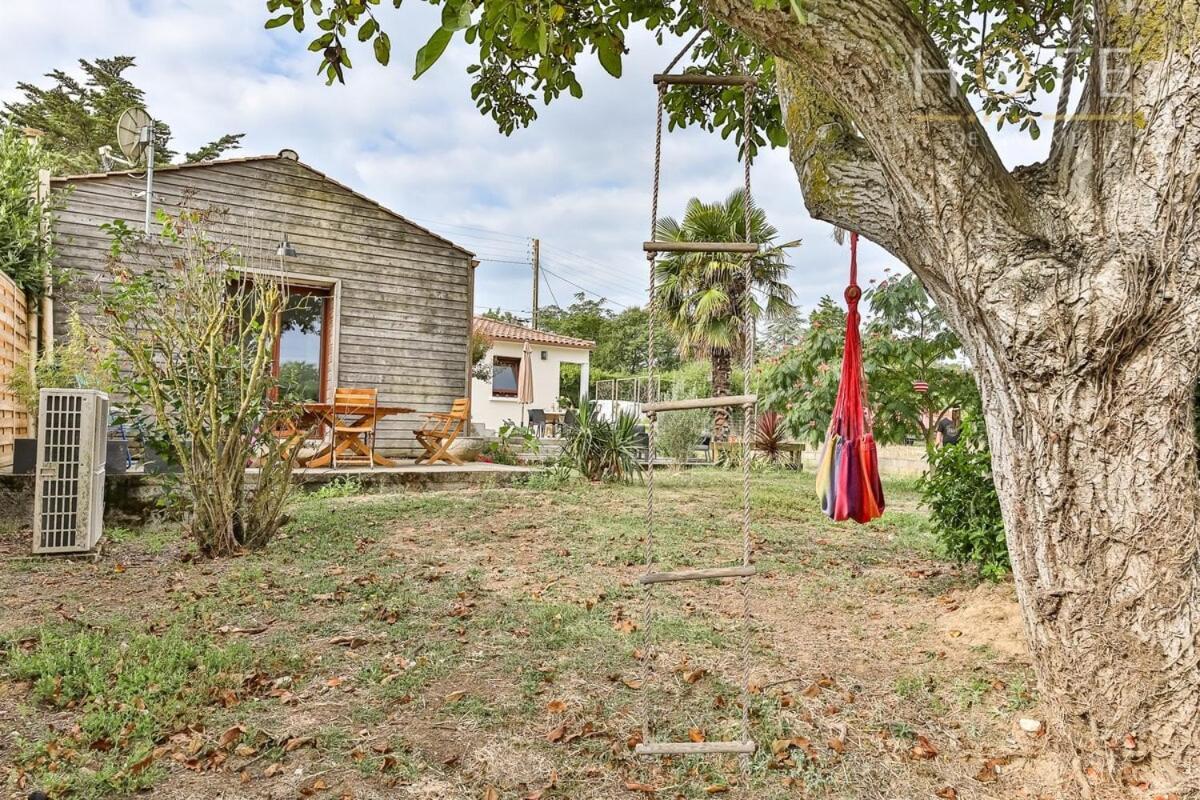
975,756,1009,782
705,785,729,795
445,690,468,703
827,736,846,754
911,734,939,760
283,735,314,752
483,787,500,800
624,781,657,793
546,700,567,713
263,762,285,777
935,788,958,799
622,678,644,690
688,728,706,743
219,724,246,748
546,724,567,743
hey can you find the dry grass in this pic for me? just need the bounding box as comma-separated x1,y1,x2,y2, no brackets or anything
0,469,1082,799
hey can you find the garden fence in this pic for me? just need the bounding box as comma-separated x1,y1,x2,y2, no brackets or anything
0,271,30,469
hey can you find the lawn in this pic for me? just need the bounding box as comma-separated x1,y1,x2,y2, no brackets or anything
0,469,1052,799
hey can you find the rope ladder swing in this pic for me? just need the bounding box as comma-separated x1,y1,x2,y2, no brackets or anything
636,32,759,768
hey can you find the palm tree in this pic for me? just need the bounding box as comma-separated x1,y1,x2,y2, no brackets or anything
654,189,798,441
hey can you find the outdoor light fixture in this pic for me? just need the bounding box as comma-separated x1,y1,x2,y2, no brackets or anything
540,350,548,361
276,233,297,258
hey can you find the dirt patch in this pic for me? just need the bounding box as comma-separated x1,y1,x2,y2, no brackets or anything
936,582,1028,660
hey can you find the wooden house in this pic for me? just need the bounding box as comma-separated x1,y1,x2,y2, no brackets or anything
49,150,476,458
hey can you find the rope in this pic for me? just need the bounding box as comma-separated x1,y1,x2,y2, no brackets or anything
663,27,707,76
1050,0,1088,153
737,73,755,774
640,81,667,747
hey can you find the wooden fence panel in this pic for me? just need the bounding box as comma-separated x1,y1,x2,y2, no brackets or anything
0,272,30,469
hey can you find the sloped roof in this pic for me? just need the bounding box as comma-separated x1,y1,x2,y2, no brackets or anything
49,151,474,258
474,316,594,350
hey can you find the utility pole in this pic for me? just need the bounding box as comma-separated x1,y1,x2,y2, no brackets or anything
531,237,540,329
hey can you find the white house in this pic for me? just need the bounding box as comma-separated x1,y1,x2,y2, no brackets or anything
471,316,593,433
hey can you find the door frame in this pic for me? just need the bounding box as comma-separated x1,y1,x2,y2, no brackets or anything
239,267,342,401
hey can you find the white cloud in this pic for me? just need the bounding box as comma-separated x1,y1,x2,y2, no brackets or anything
1,1,1055,320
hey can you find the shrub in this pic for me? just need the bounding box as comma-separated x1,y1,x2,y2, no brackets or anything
96,210,298,557
754,410,786,463
918,420,1009,578
5,311,113,419
0,128,55,294
656,407,708,464
478,421,539,465
562,399,642,482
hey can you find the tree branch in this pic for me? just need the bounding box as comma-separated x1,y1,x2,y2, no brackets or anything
712,0,1043,290
775,60,904,254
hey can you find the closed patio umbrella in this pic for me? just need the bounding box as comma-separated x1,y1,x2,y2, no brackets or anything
517,340,535,427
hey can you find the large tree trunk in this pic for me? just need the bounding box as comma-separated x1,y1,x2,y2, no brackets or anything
711,0,1200,788
711,348,732,441
976,321,1200,784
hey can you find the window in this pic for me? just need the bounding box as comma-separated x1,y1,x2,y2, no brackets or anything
275,287,332,402
492,356,521,398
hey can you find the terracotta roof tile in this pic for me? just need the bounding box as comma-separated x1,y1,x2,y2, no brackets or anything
474,316,594,349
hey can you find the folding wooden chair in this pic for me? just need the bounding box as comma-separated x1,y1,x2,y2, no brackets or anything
331,387,379,469
414,398,470,465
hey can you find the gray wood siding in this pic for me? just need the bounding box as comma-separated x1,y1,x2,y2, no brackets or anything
51,157,473,456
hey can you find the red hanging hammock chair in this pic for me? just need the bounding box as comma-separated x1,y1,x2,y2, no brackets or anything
814,232,885,523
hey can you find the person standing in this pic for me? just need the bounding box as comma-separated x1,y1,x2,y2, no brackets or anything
935,408,962,447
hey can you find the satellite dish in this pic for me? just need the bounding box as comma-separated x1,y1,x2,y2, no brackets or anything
115,107,153,162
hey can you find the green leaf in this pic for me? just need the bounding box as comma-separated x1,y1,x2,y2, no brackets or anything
596,38,622,79
538,21,548,55
414,28,453,78
374,32,391,65
549,4,565,22
788,0,808,24
358,18,377,41
440,1,473,31
265,13,293,29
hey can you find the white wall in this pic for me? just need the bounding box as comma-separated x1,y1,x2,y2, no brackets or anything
471,340,591,433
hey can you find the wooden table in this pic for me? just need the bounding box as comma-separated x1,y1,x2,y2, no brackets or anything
543,411,565,437
294,402,415,468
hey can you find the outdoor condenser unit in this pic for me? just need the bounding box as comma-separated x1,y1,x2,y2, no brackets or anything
32,389,110,554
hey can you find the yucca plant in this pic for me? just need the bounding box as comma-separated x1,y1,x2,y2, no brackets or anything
562,399,642,482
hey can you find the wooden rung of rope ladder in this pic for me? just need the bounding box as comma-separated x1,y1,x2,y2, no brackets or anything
643,241,760,254
653,73,757,87
639,565,756,585
636,741,757,756
642,394,756,414
636,26,760,771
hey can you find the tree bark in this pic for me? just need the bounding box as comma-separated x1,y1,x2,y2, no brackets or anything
708,0,1200,787
711,347,732,441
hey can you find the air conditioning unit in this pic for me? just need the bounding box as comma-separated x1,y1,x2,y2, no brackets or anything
32,389,109,554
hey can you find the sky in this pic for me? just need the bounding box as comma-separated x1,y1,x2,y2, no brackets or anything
0,1,1055,323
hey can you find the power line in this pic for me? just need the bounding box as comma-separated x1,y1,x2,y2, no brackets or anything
409,217,532,243
476,258,533,267
540,242,646,289
541,269,561,308
538,251,645,290
540,265,629,310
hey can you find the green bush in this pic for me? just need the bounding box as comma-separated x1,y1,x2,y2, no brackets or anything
0,127,54,294
918,420,1009,578
562,399,642,482
479,421,540,465
657,407,708,463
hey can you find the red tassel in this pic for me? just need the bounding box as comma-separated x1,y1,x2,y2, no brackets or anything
819,232,885,524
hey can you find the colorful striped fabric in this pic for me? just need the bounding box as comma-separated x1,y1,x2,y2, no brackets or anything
814,232,885,524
